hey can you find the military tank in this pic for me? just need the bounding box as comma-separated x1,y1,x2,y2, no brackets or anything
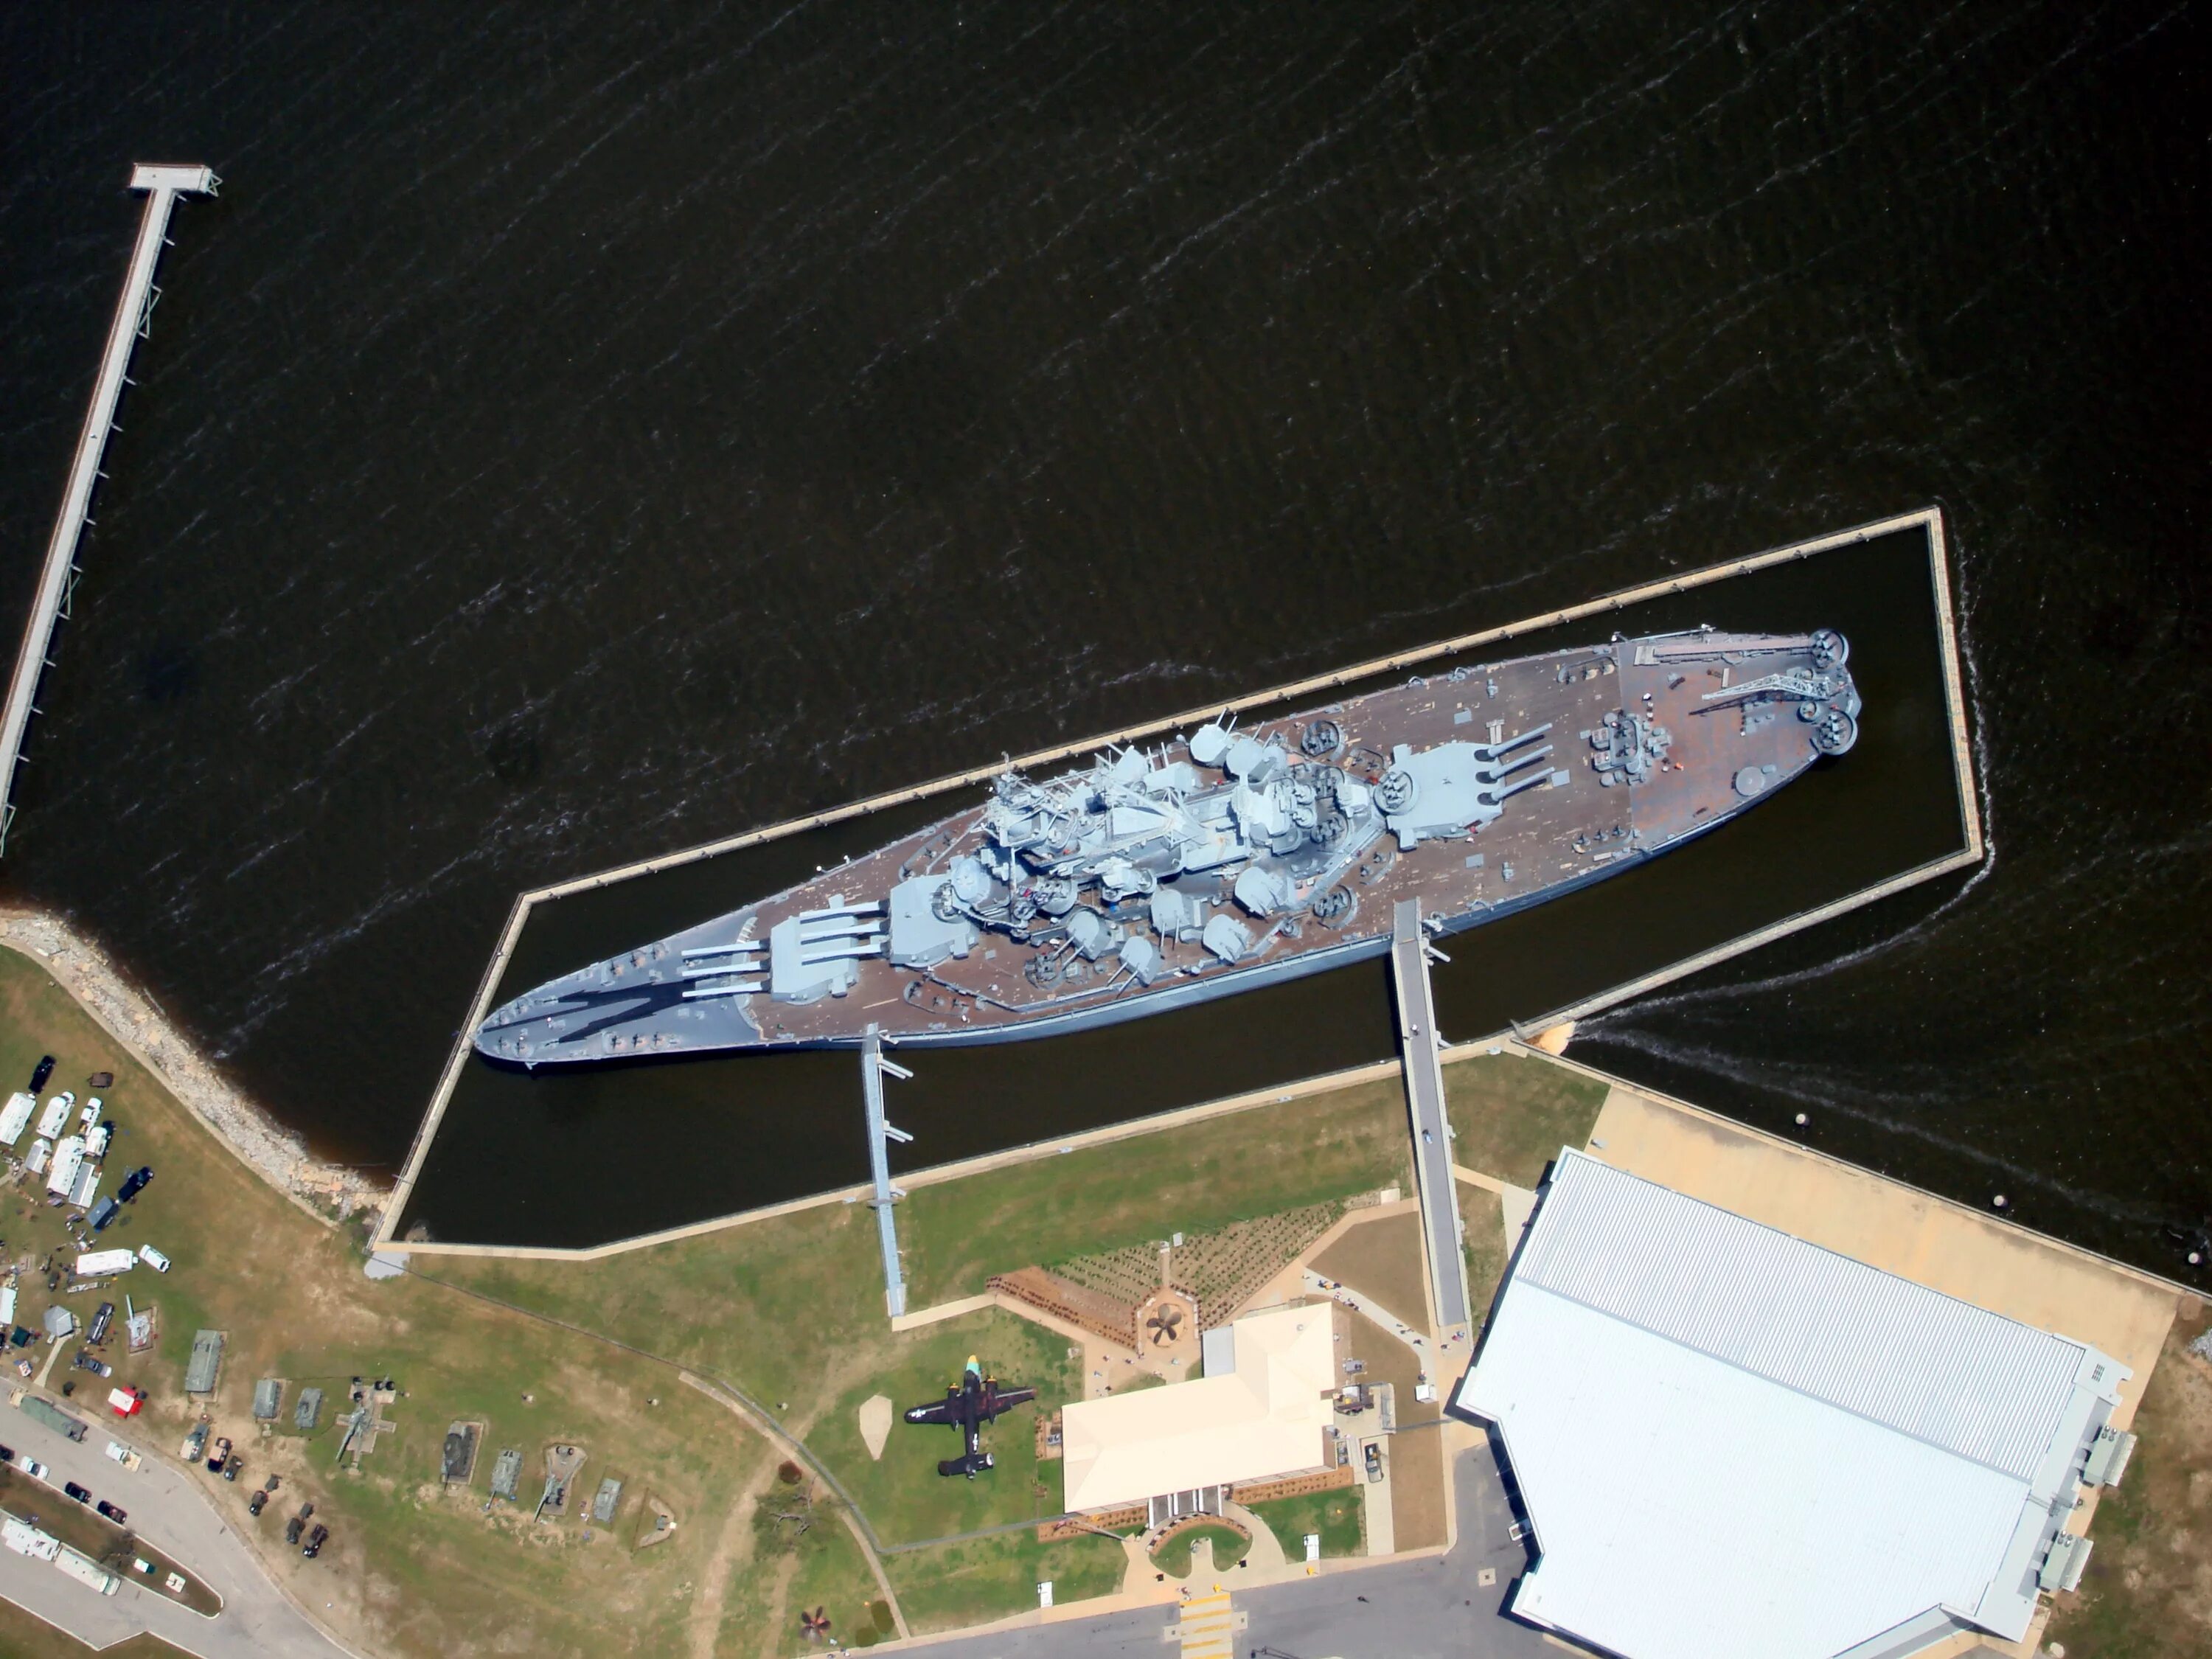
475,626,1858,1064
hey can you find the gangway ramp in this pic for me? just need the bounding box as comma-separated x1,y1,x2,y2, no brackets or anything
1389,898,1473,1336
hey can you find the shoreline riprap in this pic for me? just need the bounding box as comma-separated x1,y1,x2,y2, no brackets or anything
0,907,389,1226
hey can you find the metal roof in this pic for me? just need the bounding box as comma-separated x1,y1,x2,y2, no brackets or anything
1062,1304,1337,1512
1458,1151,2126,1659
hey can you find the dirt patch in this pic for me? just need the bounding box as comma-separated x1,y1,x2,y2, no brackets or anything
858,1394,893,1461
1387,1428,1447,1552
2048,1301,2212,1655
1310,1212,1433,1336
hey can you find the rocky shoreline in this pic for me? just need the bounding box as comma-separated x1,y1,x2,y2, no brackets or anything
0,908,389,1225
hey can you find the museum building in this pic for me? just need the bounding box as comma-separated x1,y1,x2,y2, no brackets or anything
1060,1303,1340,1526
1456,1151,2138,1659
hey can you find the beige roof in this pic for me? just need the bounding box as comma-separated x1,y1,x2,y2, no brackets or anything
1061,1304,1337,1512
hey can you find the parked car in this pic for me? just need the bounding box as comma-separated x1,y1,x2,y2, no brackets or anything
72,1351,112,1378
137,1244,170,1273
63,1481,91,1503
206,1436,232,1473
28,1056,54,1093
87,1302,114,1346
302,1523,328,1559
88,1197,119,1232
1364,1442,1384,1484
115,1167,153,1204
96,1500,126,1523
20,1458,48,1481
284,1514,305,1545
221,1453,240,1482
0,1443,13,1464
181,1422,209,1462
248,1489,268,1517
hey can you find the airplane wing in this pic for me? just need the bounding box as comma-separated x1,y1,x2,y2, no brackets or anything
979,1385,1037,1422
902,1391,964,1427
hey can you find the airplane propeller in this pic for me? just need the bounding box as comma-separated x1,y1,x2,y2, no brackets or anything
800,1607,832,1641
1146,1305,1184,1346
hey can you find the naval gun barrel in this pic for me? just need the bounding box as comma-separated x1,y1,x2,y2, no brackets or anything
1485,721,1553,755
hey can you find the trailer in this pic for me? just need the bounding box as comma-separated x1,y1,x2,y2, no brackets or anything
19,1394,88,1442
0,1093,33,1147
45,1136,85,1197
74,1249,134,1278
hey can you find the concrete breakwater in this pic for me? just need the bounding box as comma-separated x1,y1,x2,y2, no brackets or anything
0,908,387,1225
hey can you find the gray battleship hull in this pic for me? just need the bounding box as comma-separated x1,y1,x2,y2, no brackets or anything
476,626,1860,1065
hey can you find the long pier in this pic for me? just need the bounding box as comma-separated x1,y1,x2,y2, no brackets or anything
0,163,218,854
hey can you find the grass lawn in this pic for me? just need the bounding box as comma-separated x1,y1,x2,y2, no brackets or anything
807,1310,1079,1546
883,1528,1125,1635
1441,1051,1605,1189
0,1601,190,1659
1458,1184,1509,1324
0,945,774,1659
440,1197,888,1415
900,1077,1413,1307
2045,1304,2212,1659
728,1478,894,1655
1245,1486,1363,1559
1150,1519,1249,1577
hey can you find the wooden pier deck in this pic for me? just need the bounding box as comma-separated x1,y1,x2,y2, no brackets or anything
0,163,218,852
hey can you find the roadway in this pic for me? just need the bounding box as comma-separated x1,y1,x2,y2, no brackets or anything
897,1441,1552,1659
0,1399,358,1658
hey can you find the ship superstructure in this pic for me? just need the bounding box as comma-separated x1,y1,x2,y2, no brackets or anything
476,626,1858,1063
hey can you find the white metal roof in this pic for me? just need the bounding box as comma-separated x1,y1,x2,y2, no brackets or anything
1458,1151,2126,1659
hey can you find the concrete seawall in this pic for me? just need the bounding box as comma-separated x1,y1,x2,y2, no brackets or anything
378,505,1984,1253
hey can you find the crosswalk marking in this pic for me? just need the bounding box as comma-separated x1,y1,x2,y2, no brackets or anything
1178,1591,1236,1659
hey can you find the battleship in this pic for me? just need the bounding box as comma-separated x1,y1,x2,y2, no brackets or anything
475,626,1859,1065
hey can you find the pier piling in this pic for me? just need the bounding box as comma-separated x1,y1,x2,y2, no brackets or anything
1,163,218,853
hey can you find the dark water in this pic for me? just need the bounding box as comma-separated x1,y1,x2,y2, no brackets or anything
403,526,1963,1245
2,7,2205,1267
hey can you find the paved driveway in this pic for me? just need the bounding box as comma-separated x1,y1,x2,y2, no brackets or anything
905,1441,1554,1659
0,1397,359,1658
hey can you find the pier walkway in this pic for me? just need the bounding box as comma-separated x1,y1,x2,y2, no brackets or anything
860,1027,912,1318
1,163,217,852
1390,899,1473,1338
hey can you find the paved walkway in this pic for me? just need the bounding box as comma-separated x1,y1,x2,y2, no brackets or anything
890,1441,1553,1659
0,1401,358,1658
